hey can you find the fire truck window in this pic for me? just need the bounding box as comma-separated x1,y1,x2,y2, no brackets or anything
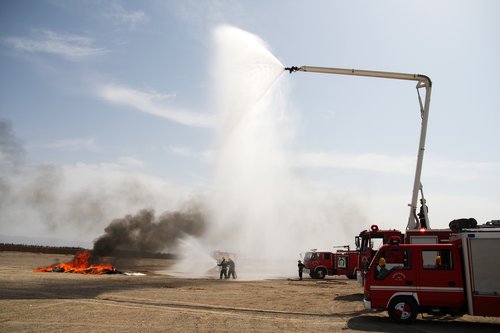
371,238,384,250
375,249,411,280
422,250,452,270
324,253,331,260
310,253,319,260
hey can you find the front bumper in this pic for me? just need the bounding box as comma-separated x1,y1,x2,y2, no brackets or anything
363,299,372,310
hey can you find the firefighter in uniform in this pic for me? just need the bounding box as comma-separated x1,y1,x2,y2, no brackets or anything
218,257,228,279
377,257,389,279
418,198,429,229
227,257,237,279
297,260,305,280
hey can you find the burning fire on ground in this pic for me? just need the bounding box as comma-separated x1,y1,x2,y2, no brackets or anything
34,250,120,274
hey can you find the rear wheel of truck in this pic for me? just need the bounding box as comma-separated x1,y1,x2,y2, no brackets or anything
315,268,326,279
388,296,418,324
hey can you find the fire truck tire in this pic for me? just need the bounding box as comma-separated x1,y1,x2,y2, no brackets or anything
315,268,326,279
388,296,418,324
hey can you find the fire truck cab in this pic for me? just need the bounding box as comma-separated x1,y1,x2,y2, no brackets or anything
363,229,500,323
355,225,402,274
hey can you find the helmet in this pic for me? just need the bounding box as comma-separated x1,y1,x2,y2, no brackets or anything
435,255,442,266
378,257,386,266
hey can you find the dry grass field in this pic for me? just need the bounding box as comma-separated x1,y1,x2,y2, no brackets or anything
1,251,500,332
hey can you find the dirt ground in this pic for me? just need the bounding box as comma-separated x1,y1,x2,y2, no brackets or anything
1,252,500,332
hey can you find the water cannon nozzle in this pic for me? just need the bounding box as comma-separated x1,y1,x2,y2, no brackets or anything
285,66,299,73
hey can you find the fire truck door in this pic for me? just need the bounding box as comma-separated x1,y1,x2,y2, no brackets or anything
369,248,415,309
417,249,465,307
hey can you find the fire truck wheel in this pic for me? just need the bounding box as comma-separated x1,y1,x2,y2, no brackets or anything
388,296,418,324
315,268,326,279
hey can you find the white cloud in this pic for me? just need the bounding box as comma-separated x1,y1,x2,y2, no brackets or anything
425,156,500,181
118,156,145,168
34,137,99,152
168,145,213,164
170,145,195,157
103,3,149,29
292,150,500,182
97,84,215,128
293,151,414,175
4,30,107,61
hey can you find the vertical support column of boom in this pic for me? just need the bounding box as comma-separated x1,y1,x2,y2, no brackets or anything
410,82,432,230
289,66,432,230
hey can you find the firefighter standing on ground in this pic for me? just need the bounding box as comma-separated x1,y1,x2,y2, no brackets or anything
297,260,305,280
218,257,228,279
227,257,237,279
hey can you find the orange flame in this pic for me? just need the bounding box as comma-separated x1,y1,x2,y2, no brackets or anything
34,250,118,274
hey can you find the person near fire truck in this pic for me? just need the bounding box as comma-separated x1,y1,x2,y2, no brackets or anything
418,198,429,229
435,255,442,268
376,257,389,279
297,260,305,280
218,256,228,279
227,257,237,279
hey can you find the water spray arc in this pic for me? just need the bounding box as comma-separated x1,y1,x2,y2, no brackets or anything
285,65,432,231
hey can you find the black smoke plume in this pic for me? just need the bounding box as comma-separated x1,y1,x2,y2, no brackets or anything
92,204,207,257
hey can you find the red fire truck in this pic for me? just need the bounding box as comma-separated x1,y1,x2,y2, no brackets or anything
363,227,500,323
355,225,452,284
303,247,359,279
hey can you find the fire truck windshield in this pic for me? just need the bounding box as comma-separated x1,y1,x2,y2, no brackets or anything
304,252,320,260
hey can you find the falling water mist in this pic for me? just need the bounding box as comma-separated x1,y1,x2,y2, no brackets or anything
208,26,297,257
172,25,364,279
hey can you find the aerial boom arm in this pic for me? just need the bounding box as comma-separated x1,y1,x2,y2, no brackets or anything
285,65,432,230
286,66,431,87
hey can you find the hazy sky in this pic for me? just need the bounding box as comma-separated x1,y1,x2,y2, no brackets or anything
1,0,499,249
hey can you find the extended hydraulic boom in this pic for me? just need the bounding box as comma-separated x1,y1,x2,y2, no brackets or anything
285,65,432,230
